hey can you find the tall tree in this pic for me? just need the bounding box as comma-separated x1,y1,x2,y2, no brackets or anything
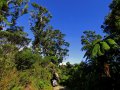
0,0,30,49
102,0,120,44
81,30,118,77
30,3,69,63
30,2,52,49
0,0,31,81
81,30,102,60
101,0,120,89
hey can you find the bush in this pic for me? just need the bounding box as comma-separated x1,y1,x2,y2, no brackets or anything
15,48,36,70
11,86,22,90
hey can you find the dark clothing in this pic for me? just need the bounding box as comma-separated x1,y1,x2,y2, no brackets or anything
53,73,59,81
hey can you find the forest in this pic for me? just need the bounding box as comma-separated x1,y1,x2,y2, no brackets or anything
0,0,120,90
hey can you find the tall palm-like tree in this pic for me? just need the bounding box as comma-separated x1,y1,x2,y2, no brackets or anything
81,30,118,77
81,31,102,60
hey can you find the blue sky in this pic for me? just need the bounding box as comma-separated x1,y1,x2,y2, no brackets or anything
18,0,112,64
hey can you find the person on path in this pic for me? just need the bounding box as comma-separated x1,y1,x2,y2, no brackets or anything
51,70,59,87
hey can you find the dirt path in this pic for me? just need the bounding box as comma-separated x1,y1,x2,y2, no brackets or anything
53,86,68,90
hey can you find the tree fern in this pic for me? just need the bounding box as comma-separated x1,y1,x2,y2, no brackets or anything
106,39,117,49
91,38,118,58
100,42,110,51
92,39,101,45
106,39,117,45
97,44,104,56
92,44,100,58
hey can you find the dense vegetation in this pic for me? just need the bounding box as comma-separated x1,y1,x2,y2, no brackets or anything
60,0,120,90
0,0,120,90
0,0,69,90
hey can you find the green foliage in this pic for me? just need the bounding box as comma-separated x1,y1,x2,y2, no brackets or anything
11,86,22,90
60,75,70,85
81,30,102,59
0,0,7,10
92,39,101,45
30,3,69,63
38,80,45,89
60,1,120,90
0,0,8,23
106,39,117,45
0,0,30,48
102,0,120,35
81,30,102,46
106,39,118,48
100,42,110,51
0,47,3,55
15,48,36,70
90,38,118,58
37,80,51,89
92,44,100,57
0,0,68,90
97,44,104,56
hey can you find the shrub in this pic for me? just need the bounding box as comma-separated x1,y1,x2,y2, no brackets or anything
15,48,36,70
